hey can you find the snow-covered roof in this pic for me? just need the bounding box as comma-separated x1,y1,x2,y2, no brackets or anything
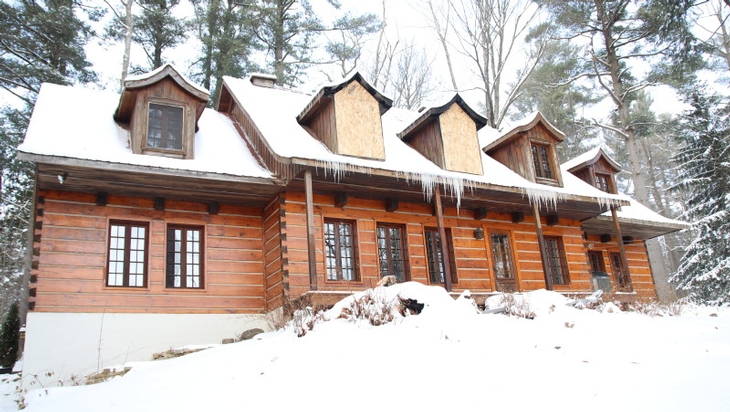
607,199,688,228
19,83,272,180
123,64,209,100
563,146,622,173
224,75,627,207
481,111,565,151
559,157,689,233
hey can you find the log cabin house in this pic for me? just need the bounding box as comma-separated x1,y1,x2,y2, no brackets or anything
17,65,687,387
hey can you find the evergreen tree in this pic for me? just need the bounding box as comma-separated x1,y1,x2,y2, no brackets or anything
670,87,730,305
191,0,259,103
0,0,97,101
511,40,601,162
0,109,33,317
0,301,20,368
0,0,97,316
251,0,378,86
133,0,188,70
252,0,323,86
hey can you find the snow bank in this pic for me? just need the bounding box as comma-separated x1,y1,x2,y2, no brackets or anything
17,284,730,412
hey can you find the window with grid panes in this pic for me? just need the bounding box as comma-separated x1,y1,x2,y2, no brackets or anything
376,223,408,282
595,173,612,193
147,103,183,151
166,225,203,288
324,220,358,281
107,221,148,287
588,250,606,273
490,232,515,279
531,143,554,179
425,228,457,284
545,236,569,285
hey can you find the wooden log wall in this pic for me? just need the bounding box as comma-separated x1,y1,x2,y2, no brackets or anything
31,190,267,314
281,190,606,300
584,234,657,300
263,194,286,311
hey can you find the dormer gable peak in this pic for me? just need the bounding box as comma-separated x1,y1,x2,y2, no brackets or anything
397,94,487,141
564,146,622,174
114,64,210,124
483,111,564,152
297,72,392,124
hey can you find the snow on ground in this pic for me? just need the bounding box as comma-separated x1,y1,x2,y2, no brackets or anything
6,283,730,411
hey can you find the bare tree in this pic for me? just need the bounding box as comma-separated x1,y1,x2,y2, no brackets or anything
696,0,730,76
450,0,546,128
390,41,435,109
366,0,399,93
419,0,458,91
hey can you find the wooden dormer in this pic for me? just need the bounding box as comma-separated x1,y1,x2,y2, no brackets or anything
483,112,565,187
114,64,209,159
297,73,392,161
398,94,487,175
564,147,622,194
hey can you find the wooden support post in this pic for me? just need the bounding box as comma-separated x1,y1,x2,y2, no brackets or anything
304,170,318,291
433,186,453,292
532,203,553,291
611,206,632,291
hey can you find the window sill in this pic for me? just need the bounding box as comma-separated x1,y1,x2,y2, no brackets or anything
104,285,149,291
142,148,187,159
535,177,560,187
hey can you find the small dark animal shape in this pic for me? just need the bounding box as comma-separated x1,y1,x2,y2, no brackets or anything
401,298,425,314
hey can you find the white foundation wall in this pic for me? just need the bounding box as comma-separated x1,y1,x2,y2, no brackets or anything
21,312,271,389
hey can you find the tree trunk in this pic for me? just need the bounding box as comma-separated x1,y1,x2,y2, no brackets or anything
120,0,133,89
426,0,458,91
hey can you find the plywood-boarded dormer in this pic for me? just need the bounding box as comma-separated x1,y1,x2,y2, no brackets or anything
483,112,565,187
297,73,392,160
398,95,487,175
114,64,209,159
564,147,622,194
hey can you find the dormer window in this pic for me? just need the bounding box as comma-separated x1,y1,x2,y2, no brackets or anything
563,147,622,194
147,103,184,151
595,173,612,193
483,112,565,188
113,65,210,160
531,143,554,180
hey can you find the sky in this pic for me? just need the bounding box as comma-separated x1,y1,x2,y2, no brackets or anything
4,282,729,412
82,0,700,123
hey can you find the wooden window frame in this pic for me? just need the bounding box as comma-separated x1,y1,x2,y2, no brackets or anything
610,252,630,288
141,98,191,158
531,142,555,181
545,236,570,285
166,225,205,289
146,102,184,151
594,173,614,193
107,220,149,288
587,250,606,274
425,228,457,285
489,230,516,279
324,219,359,282
376,223,409,282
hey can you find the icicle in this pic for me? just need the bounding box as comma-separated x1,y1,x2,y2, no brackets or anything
524,187,561,211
